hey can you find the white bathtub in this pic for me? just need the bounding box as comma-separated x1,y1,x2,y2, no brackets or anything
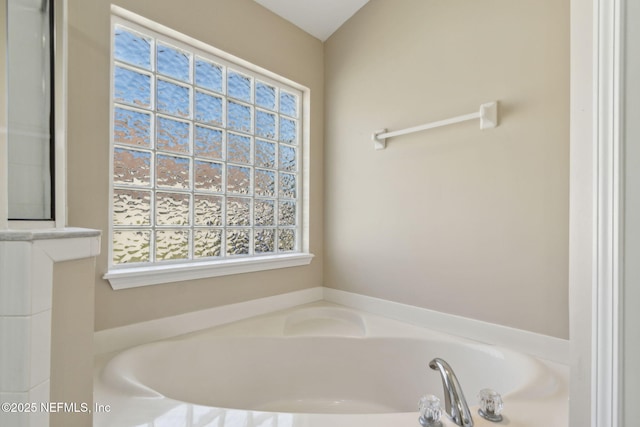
94,303,568,427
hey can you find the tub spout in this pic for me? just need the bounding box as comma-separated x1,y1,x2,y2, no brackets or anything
428,358,473,427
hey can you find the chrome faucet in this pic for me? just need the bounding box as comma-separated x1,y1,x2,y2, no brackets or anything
429,358,474,427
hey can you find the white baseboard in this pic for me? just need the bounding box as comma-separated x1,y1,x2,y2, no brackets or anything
94,287,324,354
322,288,570,365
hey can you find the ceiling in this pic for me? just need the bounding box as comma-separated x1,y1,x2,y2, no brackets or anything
254,0,370,41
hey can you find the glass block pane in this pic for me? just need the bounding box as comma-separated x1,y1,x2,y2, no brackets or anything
227,228,250,256
279,145,296,171
194,195,223,226
255,169,275,197
114,107,151,147
255,199,275,226
113,148,151,187
280,91,298,117
279,200,296,226
195,58,223,93
113,189,151,226
194,160,223,192
278,229,296,252
157,42,191,83
195,91,223,126
228,70,251,102
113,230,150,264
227,100,252,133
194,229,222,258
255,139,276,168
226,197,251,226
114,66,151,108
194,125,223,160
227,133,251,164
156,229,189,261
157,116,190,154
279,172,296,199
227,165,251,195
280,117,297,144
256,81,276,110
256,110,276,140
255,229,275,254
156,192,190,225
114,26,152,70
157,79,190,118
157,154,190,189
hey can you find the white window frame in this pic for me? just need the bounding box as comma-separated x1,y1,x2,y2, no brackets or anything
103,6,312,290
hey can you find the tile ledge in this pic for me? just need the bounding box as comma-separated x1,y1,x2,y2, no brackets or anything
0,227,101,242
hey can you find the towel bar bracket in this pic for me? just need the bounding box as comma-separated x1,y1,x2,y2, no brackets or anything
372,129,388,150
479,101,498,130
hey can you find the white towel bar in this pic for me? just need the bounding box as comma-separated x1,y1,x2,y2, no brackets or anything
372,101,498,150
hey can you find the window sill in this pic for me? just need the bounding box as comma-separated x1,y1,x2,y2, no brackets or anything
103,253,314,290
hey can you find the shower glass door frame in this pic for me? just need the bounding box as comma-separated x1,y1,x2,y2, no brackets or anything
1,0,67,229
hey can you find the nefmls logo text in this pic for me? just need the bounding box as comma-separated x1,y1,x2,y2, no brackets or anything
43,402,91,413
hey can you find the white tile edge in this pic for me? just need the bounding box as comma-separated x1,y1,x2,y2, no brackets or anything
35,236,101,262
322,288,570,365
94,286,324,354
0,228,101,262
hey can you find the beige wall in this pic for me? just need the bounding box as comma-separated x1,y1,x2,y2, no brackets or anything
67,0,568,337
623,0,640,421
324,0,569,338
66,0,324,331
50,258,96,427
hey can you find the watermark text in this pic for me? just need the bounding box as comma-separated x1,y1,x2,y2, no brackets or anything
1,402,111,414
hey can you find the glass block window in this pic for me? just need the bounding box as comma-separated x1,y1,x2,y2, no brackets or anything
110,20,303,267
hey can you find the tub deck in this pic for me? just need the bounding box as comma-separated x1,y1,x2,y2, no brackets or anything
94,302,568,427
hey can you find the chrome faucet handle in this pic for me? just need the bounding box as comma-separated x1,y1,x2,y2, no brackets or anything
418,395,443,427
478,388,504,422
